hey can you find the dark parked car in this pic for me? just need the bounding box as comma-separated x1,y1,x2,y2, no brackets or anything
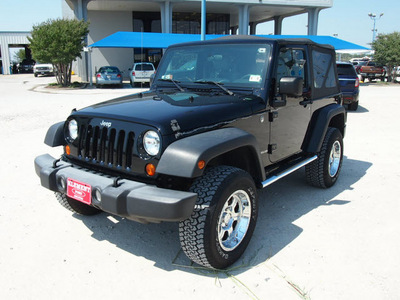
337,62,360,111
95,66,123,88
18,59,36,73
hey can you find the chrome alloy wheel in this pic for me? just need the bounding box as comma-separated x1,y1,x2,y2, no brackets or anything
217,190,251,251
329,140,341,177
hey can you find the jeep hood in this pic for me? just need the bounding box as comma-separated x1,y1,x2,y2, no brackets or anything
72,91,254,136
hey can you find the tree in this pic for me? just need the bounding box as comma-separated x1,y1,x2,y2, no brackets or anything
373,32,400,82
13,49,26,63
28,18,89,86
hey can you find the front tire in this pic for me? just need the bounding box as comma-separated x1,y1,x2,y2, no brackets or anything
306,127,343,188
55,192,101,215
179,166,258,269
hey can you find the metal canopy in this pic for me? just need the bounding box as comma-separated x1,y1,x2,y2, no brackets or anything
89,31,370,52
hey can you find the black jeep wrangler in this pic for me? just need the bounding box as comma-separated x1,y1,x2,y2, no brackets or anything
35,36,346,269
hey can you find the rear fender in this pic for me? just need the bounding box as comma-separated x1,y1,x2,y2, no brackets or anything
303,104,346,153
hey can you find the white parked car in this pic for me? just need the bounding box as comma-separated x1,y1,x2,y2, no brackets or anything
33,63,54,77
393,66,400,83
129,62,156,87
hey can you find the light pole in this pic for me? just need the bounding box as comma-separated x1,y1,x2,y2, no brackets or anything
368,12,384,44
201,0,206,41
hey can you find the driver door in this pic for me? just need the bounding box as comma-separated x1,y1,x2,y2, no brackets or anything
269,46,311,163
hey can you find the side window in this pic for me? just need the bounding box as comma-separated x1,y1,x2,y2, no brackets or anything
312,50,336,88
277,47,306,86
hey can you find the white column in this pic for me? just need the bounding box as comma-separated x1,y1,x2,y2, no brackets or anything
274,16,284,35
238,4,249,35
74,0,89,81
160,1,173,33
307,8,321,35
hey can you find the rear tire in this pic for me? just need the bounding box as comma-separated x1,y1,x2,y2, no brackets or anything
306,127,343,188
179,166,258,269
55,192,101,215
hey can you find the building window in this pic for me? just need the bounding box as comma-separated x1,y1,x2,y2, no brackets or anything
133,12,161,32
173,13,229,34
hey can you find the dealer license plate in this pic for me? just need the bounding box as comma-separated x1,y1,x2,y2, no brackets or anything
67,178,92,205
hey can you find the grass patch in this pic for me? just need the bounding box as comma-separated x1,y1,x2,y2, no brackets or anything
47,81,86,89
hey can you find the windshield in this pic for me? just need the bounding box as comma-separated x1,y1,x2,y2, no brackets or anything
155,43,271,89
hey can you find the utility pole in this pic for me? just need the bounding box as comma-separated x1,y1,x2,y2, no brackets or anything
368,13,384,44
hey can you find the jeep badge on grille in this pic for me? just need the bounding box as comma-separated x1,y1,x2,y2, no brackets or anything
100,120,112,128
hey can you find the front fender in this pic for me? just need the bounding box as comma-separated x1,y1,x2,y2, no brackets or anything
156,127,265,179
44,121,65,147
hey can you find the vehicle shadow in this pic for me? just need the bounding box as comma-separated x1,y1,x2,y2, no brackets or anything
74,155,372,274
346,105,369,113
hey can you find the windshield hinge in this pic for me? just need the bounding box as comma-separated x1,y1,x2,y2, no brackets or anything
268,144,277,154
269,111,278,122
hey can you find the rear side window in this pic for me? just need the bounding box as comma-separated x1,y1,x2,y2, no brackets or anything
311,47,339,98
337,64,357,76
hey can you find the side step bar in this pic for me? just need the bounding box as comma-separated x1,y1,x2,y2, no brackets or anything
261,155,317,188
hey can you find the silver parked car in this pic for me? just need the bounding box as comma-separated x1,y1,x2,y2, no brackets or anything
95,66,123,88
129,62,156,87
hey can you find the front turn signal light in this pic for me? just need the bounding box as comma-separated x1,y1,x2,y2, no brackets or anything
65,145,71,155
198,160,206,170
146,164,156,176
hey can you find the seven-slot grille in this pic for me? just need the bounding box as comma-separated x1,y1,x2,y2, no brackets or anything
76,124,135,170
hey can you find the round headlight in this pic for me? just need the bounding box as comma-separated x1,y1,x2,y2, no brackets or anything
68,119,78,140
143,130,160,156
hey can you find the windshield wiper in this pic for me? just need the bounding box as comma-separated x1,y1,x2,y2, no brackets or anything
194,80,234,96
157,78,185,92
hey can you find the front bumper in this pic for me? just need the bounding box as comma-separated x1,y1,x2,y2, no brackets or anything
35,70,53,75
34,154,197,223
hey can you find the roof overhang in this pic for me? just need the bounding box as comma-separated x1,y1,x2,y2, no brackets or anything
89,31,370,52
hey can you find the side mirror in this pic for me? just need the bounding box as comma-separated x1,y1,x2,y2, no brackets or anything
279,77,303,97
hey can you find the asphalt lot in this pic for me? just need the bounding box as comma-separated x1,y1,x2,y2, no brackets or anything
1,74,400,299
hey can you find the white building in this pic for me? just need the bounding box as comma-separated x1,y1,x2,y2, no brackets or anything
0,1,333,76
63,0,333,79
0,32,31,75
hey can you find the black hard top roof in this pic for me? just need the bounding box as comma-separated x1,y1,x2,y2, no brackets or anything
168,34,335,50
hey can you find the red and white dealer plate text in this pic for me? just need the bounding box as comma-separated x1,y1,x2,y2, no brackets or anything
67,178,92,205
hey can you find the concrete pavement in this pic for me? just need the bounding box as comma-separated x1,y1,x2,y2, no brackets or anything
1,74,399,299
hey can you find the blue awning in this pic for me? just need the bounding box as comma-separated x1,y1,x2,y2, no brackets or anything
89,31,370,52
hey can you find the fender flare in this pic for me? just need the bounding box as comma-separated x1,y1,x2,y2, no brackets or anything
303,103,346,153
44,121,65,147
156,127,265,180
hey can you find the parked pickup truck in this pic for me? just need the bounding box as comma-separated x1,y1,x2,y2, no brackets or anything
359,61,385,82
